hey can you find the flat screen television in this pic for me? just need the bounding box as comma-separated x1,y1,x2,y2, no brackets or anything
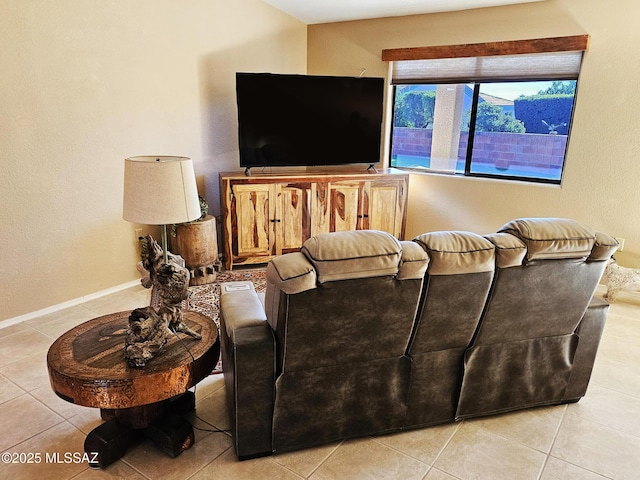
236,73,385,171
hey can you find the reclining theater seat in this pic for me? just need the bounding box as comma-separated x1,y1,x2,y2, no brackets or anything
219,218,618,460
219,230,428,459
456,218,619,420
406,231,496,428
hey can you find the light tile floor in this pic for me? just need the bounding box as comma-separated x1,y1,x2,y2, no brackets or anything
1,284,639,479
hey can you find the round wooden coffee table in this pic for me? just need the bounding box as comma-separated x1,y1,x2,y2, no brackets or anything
47,310,219,468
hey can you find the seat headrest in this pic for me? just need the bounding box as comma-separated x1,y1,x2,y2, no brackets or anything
301,230,401,283
498,218,595,261
414,231,495,275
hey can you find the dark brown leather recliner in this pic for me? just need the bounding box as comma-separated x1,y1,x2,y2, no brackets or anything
219,218,618,460
405,231,496,428
220,229,428,459
456,218,618,419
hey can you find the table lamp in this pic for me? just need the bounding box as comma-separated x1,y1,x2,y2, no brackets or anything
123,156,201,263
122,155,203,367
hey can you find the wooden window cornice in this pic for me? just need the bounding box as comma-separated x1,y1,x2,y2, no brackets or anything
382,35,589,62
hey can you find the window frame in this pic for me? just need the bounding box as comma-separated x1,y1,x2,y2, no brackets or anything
383,36,588,184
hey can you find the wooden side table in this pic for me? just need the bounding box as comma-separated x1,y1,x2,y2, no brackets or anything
47,310,219,468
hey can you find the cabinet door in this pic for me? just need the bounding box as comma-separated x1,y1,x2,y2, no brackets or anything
312,181,361,235
327,181,361,233
233,183,274,258
276,182,311,253
311,179,405,236
365,179,407,238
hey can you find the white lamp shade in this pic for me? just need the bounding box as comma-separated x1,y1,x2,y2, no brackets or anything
123,156,201,225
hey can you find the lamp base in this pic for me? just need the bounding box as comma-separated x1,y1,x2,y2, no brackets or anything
126,235,201,368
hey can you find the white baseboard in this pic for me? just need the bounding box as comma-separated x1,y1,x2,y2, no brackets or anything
0,280,142,330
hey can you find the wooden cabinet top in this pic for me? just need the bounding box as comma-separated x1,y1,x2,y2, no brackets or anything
219,168,409,183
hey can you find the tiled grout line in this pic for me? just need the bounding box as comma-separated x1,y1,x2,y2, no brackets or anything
181,446,235,480
303,440,344,479
422,420,462,472
269,458,309,479
0,372,27,401
120,457,155,480
1,410,67,455
366,420,463,469
549,404,568,452
569,385,640,439
536,404,570,480
419,422,465,480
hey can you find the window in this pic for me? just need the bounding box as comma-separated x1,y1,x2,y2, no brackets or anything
383,36,589,184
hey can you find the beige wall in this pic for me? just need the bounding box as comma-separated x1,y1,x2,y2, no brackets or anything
4,0,639,322
0,0,306,321
308,0,640,267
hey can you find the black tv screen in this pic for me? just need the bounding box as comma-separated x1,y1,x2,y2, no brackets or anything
236,73,385,169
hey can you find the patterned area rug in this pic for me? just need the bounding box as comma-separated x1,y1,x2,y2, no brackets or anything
183,268,267,328
182,268,266,374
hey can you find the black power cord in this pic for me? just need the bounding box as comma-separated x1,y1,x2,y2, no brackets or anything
170,327,231,436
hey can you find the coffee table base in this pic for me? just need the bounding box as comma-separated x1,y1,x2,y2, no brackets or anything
84,391,197,469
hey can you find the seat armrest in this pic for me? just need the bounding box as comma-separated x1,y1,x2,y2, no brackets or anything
590,232,619,261
221,282,269,337
220,281,275,459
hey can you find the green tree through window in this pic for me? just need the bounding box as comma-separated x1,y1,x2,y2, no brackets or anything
393,89,435,128
474,102,525,133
